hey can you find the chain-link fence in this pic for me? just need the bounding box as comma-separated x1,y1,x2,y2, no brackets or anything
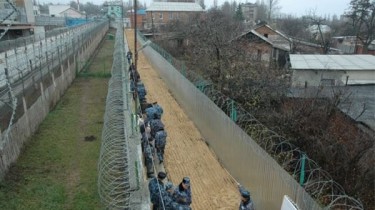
0,20,109,179
137,32,363,210
35,16,66,27
0,19,101,54
0,21,107,89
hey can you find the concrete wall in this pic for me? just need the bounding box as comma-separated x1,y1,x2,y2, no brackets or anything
0,22,109,180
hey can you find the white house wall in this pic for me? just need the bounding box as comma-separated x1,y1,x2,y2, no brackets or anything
346,70,375,85
291,69,375,87
62,9,84,18
49,5,70,17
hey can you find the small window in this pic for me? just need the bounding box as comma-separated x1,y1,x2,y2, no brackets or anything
159,12,163,19
321,79,335,86
175,13,179,19
272,49,277,59
169,12,173,20
264,33,268,38
257,49,262,61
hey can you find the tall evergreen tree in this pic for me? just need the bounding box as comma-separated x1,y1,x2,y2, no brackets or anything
235,4,244,21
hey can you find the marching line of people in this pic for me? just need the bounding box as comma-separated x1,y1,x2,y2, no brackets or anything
128,50,192,210
127,50,255,210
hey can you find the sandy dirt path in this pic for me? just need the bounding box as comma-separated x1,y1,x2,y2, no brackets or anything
125,30,239,210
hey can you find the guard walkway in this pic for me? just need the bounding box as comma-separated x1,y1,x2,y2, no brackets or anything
125,29,240,209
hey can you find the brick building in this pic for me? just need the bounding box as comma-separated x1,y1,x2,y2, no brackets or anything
129,9,146,29
236,24,339,68
145,2,203,30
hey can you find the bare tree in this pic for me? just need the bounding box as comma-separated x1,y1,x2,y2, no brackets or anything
346,0,375,53
256,0,268,22
185,9,244,91
156,7,373,208
267,0,280,23
275,15,310,38
309,16,332,54
198,0,205,10
221,1,233,17
70,0,80,10
83,2,101,15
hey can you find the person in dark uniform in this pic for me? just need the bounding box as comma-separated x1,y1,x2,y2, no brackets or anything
149,172,167,209
173,177,192,207
238,185,255,210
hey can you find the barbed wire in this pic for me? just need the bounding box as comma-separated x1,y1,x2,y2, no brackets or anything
98,24,134,209
0,0,17,23
0,0,18,40
201,85,364,209
1,67,17,151
136,31,364,210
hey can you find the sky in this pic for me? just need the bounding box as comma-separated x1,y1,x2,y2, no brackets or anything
39,0,352,17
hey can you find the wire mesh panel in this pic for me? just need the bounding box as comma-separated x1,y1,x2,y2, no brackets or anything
0,20,108,145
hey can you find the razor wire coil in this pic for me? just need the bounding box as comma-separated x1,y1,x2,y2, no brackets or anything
99,24,169,210
98,23,137,210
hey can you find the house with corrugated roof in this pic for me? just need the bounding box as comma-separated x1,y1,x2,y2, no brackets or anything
235,24,341,68
235,29,290,66
145,2,203,29
289,54,375,132
252,24,331,54
48,5,84,18
289,54,375,87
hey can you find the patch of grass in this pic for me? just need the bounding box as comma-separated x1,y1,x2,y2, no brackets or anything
0,81,105,210
77,72,112,78
0,31,115,210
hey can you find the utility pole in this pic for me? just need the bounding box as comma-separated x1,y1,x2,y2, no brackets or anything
134,0,137,70
151,11,154,38
122,0,124,38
